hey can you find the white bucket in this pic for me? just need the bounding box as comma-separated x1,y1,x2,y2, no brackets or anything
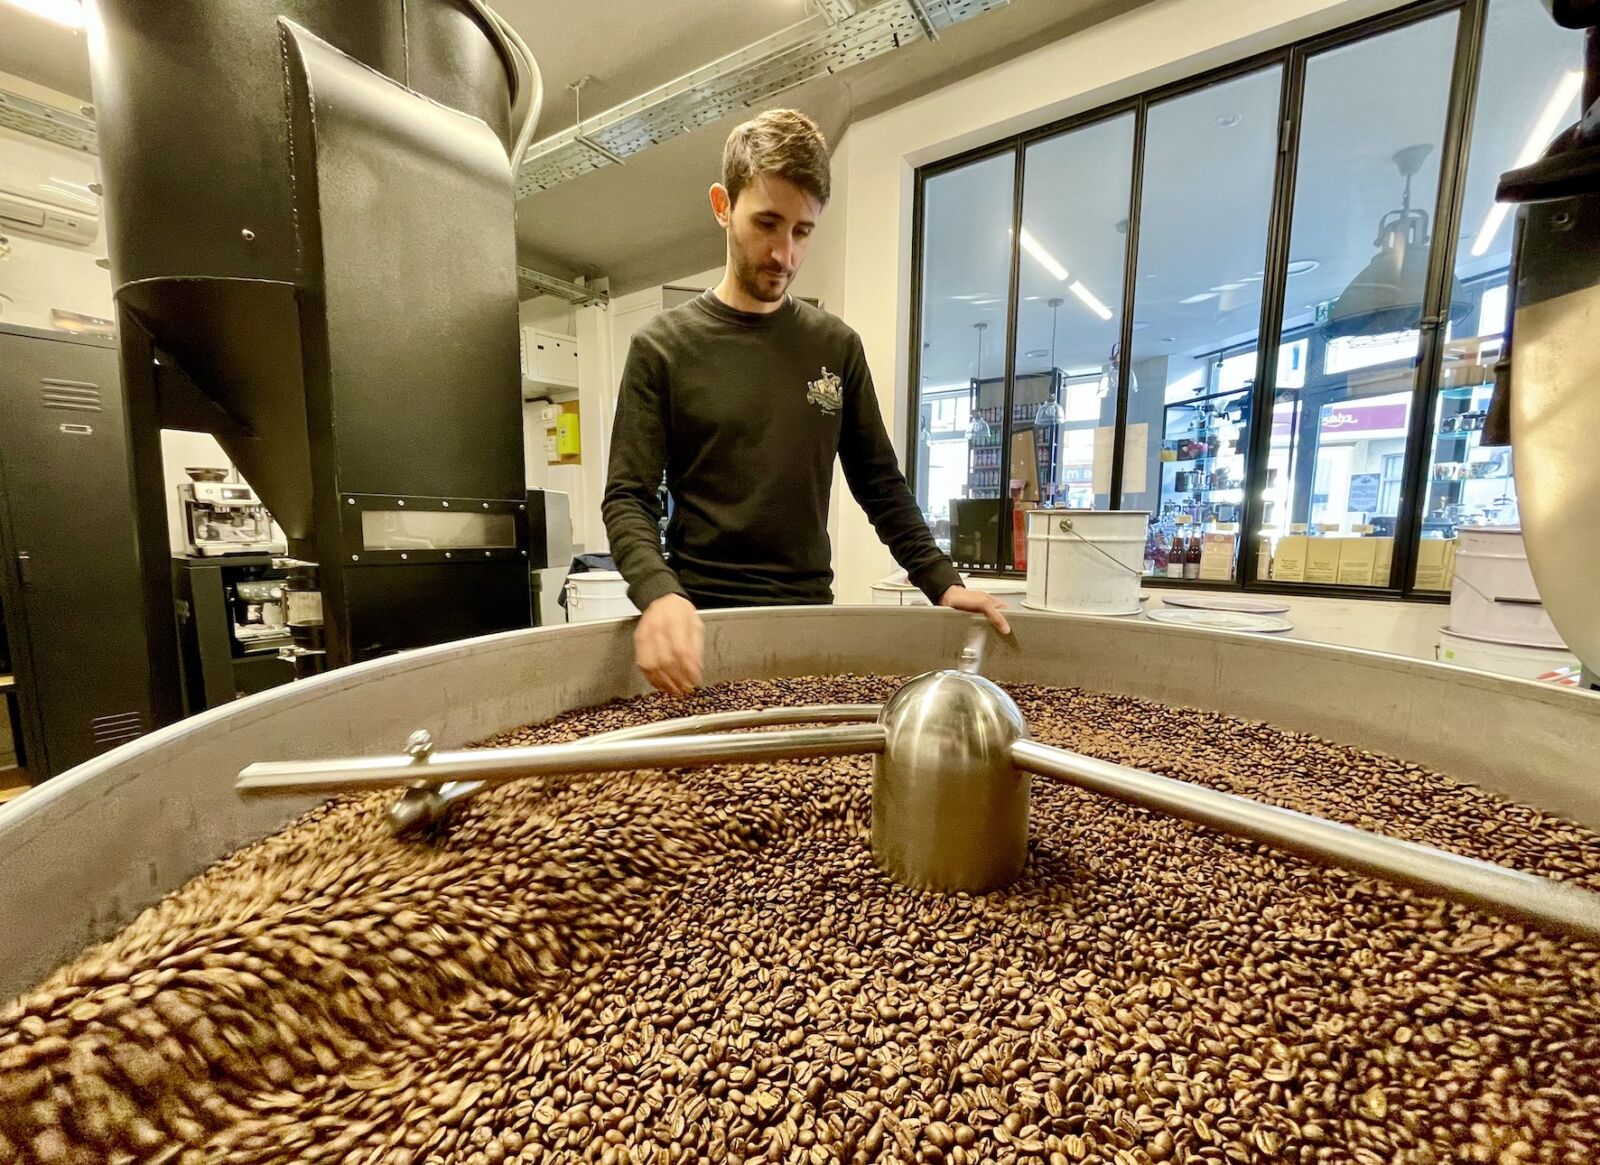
1450,526,1564,648
1025,509,1148,616
869,576,1027,608
563,570,640,623
870,581,931,607
1437,626,1578,681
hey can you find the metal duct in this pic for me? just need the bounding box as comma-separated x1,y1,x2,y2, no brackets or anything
85,0,534,720
517,0,1010,196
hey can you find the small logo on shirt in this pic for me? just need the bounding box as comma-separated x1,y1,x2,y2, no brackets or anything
806,368,843,415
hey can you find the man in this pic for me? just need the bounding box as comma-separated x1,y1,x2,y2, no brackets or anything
603,109,1009,695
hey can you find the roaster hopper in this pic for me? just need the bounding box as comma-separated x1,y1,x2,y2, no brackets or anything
3,608,1599,998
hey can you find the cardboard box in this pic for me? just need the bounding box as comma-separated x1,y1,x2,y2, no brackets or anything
1303,537,1342,584
1200,533,1237,581
1335,538,1377,586
1415,538,1455,590
1273,535,1308,582
1372,537,1395,586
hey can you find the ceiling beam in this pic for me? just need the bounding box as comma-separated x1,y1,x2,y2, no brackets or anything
516,0,1010,198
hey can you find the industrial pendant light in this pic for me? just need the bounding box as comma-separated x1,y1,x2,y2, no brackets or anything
965,322,993,443
1095,342,1136,400
1034,299,1066,427
1323,144,1471,339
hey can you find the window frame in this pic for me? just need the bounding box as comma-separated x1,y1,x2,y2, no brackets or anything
905,0,1494,601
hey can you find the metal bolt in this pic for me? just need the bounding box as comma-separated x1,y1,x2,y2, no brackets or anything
400,553,408,560
442,500,450,508
398,499,406,507
351,554,359,562
1552,211,1575,231
241,228,255,242
405,729,435,761
347,497,355,505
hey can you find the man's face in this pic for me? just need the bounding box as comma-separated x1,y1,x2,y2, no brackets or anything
711,173,823,304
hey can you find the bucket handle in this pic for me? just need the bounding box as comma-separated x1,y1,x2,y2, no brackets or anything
1451,570,1542,609
1054,517,1147,579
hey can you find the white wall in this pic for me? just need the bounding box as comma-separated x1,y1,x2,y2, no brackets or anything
0,73,112,331
823,0,1405,601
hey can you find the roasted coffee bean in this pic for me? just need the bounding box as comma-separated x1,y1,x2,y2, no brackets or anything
1,676,1596,1164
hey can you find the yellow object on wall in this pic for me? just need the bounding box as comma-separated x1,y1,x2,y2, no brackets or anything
553,401,582,462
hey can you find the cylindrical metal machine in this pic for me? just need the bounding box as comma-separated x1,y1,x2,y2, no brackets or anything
3,607,1599,998
85,0,534,714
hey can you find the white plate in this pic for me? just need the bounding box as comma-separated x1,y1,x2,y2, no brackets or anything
1020,600,1143,617
1145,608,1294,634
1157,592,1291,615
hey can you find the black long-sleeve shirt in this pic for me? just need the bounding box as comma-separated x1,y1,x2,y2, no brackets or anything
602,290,960,611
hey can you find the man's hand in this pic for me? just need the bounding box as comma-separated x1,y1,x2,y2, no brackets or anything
635,593,705,695
938,584,1012,635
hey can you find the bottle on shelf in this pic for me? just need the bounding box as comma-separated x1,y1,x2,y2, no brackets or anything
1184,531,1202,580
1166,531,1187,580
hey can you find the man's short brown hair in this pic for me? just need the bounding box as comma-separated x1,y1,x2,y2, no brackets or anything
722,109,830,207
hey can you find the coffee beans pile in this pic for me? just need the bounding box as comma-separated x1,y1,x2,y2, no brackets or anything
3,674,1598,1165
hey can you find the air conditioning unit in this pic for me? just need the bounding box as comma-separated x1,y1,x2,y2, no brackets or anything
0,180,100,247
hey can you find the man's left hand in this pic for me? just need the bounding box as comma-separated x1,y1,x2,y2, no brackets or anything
938,584,1012,635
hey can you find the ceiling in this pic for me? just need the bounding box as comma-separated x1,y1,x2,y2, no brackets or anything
0,0,1156,294
918,0,1586,389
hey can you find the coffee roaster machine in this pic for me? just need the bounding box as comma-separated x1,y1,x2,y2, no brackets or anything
86,0,545,726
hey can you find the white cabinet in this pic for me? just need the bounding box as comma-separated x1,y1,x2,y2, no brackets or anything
521,328,579,395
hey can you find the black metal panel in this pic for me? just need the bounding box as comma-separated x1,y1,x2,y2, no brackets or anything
342,562,532,661
403,1,515,147
282,20,529,660
0,326,153,776
284,22,523,503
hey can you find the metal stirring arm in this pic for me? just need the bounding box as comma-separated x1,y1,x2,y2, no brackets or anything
385,704,884,834
1011,739,1600,943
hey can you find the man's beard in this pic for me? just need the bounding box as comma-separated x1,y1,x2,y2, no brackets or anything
733,249,792,304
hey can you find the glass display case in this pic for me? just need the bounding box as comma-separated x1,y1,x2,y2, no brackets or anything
1146,387,1251,579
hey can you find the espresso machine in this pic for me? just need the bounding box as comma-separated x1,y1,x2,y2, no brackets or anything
178,469,286,558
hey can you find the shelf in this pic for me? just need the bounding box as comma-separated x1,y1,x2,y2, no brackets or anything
1432,474,1511,483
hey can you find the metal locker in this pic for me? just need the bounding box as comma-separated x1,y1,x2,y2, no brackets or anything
0,323,153,778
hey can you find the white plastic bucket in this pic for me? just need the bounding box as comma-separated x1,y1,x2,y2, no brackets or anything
1024,509,1148,616
1450,526,1564,648
870,581,931,607
869,576,1027,608
1437,626,1578,681
564,570,640,623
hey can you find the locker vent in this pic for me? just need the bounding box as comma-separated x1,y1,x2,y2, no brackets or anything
91,711,144,748
40,378,103,412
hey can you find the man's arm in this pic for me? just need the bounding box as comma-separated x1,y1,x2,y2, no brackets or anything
602,336,704,695
603,338,687,612
837,334,962,603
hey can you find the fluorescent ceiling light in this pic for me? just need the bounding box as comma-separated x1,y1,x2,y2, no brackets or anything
1180,292,1217,305
2,0,84,28
1471,70,1583,258
1019,227,1069,282
1068,280,1113,321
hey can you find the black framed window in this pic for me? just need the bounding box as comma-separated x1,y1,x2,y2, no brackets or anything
911,152,1017,571
1120,65,1283,583
905,0,1583,600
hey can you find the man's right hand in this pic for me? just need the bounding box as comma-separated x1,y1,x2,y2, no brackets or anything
635,593,705,695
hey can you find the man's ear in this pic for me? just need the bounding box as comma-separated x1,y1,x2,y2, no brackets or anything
709,183,732,228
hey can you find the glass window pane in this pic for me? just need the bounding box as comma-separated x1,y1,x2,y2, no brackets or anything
1413,0,1584,589
1257,12,1460,588
1119,67,1282,582
914,152,1017,570
1015,113,1136,543
360,510,517,551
